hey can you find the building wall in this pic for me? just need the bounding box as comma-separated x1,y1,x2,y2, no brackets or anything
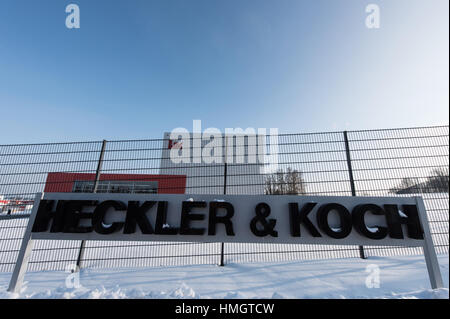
160,132,266,195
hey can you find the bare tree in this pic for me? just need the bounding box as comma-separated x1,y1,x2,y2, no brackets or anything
389,168,449,194
265,167,306,195
426,168,449,193
389,177,422,194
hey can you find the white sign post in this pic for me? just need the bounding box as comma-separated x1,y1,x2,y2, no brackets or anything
8,193,42,293
8,192,443,293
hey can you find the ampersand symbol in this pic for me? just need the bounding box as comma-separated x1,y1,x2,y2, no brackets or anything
250,203,278,237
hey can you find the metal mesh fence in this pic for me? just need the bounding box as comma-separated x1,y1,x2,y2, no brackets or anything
0,125,448,272
347,127,449,257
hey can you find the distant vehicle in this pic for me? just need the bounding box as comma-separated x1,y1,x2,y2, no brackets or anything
0,195,33,214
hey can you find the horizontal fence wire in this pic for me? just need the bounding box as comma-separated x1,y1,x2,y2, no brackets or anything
0,126,448,272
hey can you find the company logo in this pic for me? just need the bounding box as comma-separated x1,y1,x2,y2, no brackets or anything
32,198,424,242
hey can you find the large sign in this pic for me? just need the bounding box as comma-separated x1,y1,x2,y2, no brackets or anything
8,192,444,292
30,192,428,246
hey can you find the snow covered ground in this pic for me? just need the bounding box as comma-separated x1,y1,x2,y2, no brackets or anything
0,254,448,299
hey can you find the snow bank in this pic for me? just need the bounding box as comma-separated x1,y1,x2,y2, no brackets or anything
0,254,448,299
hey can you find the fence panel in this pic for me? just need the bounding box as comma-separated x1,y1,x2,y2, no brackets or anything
224,131,362,263
79,138,223,269
0,126,448,272
347,126,449,257
0,141,103,272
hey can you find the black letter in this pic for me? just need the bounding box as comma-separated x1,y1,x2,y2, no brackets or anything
93,200,126,234
62,200,96,233
49,201,68,233
32,200,56,232
124,201,155,234
180,201,207,235
155,201,178,235
383,204,424,239
208,201,235,236
352,204,388,240
316,203,352,239
250,203,278,237
289,202,321,237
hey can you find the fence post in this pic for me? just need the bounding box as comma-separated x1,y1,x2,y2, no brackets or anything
219,135,227,267
75,139,107,270
343,131,366,259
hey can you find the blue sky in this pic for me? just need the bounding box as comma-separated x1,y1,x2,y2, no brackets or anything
0,0,448,143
